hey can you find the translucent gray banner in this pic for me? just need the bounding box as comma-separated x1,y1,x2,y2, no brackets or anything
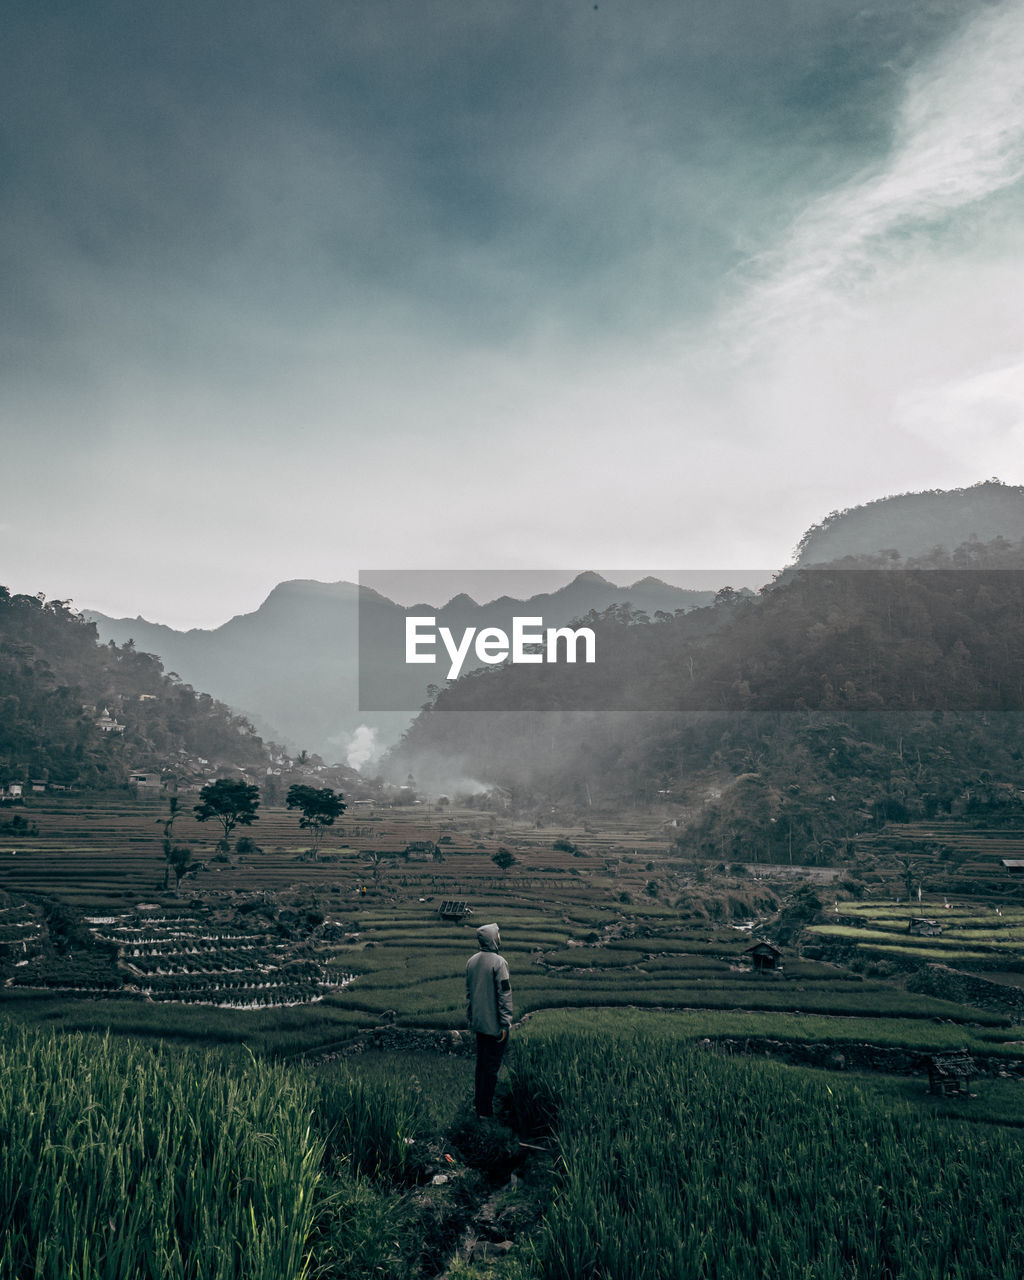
357,568,1024,713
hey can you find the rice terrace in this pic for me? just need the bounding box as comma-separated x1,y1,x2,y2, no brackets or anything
3,790,1024,1278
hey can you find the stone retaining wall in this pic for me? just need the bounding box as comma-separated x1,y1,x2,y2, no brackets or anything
704,1035,1024,1080
316,1026,474,1061
906,963,1024,1020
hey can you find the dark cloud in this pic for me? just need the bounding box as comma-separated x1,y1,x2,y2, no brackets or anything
2,0,1020,628
2,0,981,346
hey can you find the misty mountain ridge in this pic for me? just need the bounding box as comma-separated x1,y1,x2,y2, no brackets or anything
85,481,1024,770
389,539,1024,858
87,573,714,764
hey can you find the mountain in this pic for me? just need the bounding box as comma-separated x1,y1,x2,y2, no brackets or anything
795,479,1024,565
86,574,717,764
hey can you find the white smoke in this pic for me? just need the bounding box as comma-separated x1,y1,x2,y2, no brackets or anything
345,724,380,772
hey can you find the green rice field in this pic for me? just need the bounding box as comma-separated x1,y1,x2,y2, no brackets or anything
3,798,1024,1277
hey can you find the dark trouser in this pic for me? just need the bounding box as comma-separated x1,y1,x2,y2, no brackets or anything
474,1031,507,1118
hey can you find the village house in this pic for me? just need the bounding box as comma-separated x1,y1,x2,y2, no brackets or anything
128,770,163,795
928,1052,976,1098
404,840,439,862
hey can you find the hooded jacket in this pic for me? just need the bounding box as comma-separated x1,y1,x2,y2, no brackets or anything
466,922,513,1036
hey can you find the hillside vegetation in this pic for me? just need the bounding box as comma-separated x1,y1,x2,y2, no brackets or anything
389,543,1024,858
0,588,273,789
796,479,1024,565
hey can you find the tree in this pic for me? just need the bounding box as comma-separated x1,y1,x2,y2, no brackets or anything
158,795,193,892
167,842,194,893
492,847,516,871
286,784,346,859
194,778,260,851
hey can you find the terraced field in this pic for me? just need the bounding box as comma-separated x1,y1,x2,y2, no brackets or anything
808,902,1024,968
0,798,661,904
852,823,1024,896
5,799,1024,1280
3,798,1024,1061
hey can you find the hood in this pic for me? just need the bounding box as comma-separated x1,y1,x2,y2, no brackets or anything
477,922,501,952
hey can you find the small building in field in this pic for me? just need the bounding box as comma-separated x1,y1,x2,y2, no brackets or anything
438,900,473,922
744,940,782,973
928,1052,975,1098
1001,859,1024,876
405,840,438,861
908,917,943,936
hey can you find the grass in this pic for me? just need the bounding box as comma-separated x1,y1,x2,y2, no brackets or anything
6,800,1024,1276
0,1020,483,1280
2,1003,1022,1279
504,1028,1024,1280
517,1007,1024,1056
0,1022,321,1279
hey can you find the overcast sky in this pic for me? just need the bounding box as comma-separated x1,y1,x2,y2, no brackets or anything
4,0,1024,628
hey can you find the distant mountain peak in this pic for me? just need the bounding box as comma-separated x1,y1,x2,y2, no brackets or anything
441,592,480,610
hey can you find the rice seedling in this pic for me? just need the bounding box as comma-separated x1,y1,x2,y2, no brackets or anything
505,1030,1024,1280
0,1022,321,1279
313,1069,427,1183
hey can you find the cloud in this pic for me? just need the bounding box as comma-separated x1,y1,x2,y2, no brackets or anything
896,356,1024,469
4,0,1023,630
734,1,1024,338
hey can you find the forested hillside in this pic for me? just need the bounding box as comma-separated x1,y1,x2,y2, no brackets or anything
795,479,1024,564
388,543,1024,857
0,588,273,789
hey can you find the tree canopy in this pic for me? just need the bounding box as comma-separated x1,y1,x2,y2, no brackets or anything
286,784,346,858
194,779,261,850
387,539,1024,857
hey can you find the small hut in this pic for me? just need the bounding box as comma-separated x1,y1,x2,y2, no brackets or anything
438,900,473,922
744,941,782,973
908,917,943,936
928,1052,976,1098
405,840,439,862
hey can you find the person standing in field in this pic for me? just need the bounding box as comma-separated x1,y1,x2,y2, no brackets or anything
466,922,513,1118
